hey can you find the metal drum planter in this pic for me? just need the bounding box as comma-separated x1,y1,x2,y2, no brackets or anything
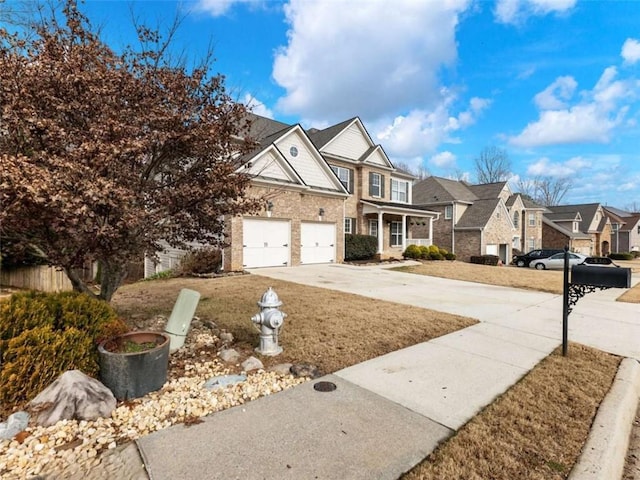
98,331,170,400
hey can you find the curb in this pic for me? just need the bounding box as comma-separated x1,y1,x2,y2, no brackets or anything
569,357,640,480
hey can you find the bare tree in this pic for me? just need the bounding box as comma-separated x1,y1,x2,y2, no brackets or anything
623,201,640,214
533,177,572,206
0,1,259,301
393,161,430,182
515,179,537,201
474,146,512,184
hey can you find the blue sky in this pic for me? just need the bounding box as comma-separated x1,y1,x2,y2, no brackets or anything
24,1,640,207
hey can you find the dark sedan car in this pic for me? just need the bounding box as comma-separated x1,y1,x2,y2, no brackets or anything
512,249,564,267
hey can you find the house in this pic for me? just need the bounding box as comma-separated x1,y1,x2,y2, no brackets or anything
306,117,440,260
542,203,612,256
198,114,435,271
411,177,545,263
603,206,640,253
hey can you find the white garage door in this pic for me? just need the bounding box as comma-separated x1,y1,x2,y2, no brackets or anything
243,219,290,268
301,222,336,264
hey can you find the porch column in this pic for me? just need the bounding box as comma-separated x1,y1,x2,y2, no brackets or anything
402,214,407,251
377,211,383,254
429,216,434,247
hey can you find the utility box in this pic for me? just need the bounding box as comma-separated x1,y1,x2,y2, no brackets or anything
571,265,631,288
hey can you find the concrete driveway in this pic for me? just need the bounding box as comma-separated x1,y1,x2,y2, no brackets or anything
250,263,640,360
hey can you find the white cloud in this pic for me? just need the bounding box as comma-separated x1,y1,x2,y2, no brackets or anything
509,66,638,147
429,151,457,169
195,0,260,16
621,38,640,65
372,94,489,158
273,0,471,122
526,156,590,177
533,76,577,110
495,0,576,24
243,94,274,118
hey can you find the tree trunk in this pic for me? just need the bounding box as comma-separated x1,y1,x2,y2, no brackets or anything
99,261,128,302
65,267,99,299
65,261,127,302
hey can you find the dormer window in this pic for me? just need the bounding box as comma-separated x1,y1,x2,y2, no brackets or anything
573,221,579,232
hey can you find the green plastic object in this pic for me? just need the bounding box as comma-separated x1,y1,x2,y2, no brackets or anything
164,288,201,353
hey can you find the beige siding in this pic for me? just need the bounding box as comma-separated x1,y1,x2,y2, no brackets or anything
246,151,295,181
364,148,389,167
323,123,371,159
276,132,336,190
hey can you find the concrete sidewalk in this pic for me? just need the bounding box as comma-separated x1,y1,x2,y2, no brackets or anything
119,263,638,478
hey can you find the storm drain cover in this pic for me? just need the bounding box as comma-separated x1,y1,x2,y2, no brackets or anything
313,381,337,392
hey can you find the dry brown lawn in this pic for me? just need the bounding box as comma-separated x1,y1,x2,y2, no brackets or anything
403,344,620,480
111,274,622,479
112,274,475,374
394,260,640,301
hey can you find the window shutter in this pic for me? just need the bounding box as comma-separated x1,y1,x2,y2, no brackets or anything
369,172,374,196
381,175,385,198
348,169,354,194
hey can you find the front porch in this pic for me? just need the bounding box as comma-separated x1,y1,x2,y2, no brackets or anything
361,200,439,258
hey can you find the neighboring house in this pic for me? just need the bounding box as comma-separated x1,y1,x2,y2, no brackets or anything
603,207,640,253
543,203,612,256
306,117,439,260
411,177,545,263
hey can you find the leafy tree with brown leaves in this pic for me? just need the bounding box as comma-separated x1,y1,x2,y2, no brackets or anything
0,1,259,301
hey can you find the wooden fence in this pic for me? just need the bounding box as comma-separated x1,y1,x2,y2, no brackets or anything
0,265,73,292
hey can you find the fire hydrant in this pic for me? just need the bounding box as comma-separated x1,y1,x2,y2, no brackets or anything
251,287,286,356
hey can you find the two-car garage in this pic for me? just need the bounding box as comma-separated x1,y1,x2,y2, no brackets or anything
242,218,336,269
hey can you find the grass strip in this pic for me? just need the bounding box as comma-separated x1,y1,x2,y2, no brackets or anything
403,344,620,480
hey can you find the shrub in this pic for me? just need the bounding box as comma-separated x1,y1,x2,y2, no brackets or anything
438,247,448,256
445,252,456,261
470,255,500,266
430,252,444,260
0,291,128,405
632,251,640,259
608,252,634,261
419,245,431,260
403,244,421,259
345,234,378,261
179,247,223,275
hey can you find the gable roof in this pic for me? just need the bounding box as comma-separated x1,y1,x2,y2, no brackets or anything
619,214,640,232
307,118,357,149
542,217,591,239
243,113,291,141
455,198,502,229
468,182,507,200
412,176,477,204
546,203,602,232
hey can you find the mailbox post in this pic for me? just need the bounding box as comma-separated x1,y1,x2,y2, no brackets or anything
561,246,631,356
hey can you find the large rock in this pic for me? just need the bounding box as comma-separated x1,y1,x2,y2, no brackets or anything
27,370,116,427
0,411,29,440
241,356,264,372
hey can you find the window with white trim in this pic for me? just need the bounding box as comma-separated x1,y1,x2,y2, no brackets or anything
390,221,403,247
528,237,535,250
513,211,519,228
528,213,536,226
444,205,453,220
331,165,352,193
370,173,381,197
573,221,579,232
391,179,408,203
344,217,353,234
369,219,378,237
512,236,520,248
